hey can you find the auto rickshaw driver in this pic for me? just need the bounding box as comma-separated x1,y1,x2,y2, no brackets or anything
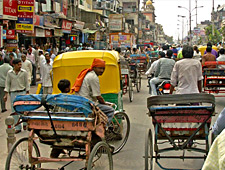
71,58,114,123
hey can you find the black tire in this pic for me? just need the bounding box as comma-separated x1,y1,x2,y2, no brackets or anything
5,137,41,170
106,112,130,154
136,73,141,92
145,129,153,170
87,141,113,170
128,77,133,102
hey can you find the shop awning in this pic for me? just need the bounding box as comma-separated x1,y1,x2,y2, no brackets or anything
82,29,97,34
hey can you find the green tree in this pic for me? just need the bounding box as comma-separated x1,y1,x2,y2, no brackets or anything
205,25,222,44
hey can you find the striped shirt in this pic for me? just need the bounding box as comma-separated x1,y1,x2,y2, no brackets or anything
154,58,175,79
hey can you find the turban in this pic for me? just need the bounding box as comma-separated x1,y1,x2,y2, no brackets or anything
71,58,105,92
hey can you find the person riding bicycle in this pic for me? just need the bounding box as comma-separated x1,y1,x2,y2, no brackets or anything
71,58,114,123
149,50,175,96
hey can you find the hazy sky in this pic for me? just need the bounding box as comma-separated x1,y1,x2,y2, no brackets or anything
150,0,224,40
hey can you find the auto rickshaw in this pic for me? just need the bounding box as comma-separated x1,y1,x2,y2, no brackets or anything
199,45,218,56
52,50,130,154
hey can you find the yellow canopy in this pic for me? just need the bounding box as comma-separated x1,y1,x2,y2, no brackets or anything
52,50,121,94
199,45,218,56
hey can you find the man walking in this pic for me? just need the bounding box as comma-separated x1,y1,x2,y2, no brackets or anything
0,57,12,113
4,59,30,133
21,54,33,85
40,52,53,94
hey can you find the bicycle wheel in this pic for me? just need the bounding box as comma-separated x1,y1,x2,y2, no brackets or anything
136,73,141,92
145,129,153,170
128,77,133,102
106,112,130,154
87,141,113,170
5,137,41,170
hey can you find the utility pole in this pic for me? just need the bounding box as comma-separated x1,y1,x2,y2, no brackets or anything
196,0,197,27
212,0,215,36
189,0,192,45
136,0,140,45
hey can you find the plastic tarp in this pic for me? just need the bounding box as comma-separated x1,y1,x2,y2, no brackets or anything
13,94,94,117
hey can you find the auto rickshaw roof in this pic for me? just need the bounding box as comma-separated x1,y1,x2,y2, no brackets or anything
53,50,120,68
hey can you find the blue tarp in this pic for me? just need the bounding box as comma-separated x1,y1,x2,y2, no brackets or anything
13,94,94,117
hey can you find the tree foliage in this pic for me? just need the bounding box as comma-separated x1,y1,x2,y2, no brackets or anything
205,25,222,44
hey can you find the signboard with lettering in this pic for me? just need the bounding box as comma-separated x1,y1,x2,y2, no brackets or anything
54,28,63,37
1,0,17,20
44,15,54,27
6,29,16,39
16,0,34,33
109,14,123,31
34,15,44,26
62,20,72,33
35,28,45,37
45,29,52,37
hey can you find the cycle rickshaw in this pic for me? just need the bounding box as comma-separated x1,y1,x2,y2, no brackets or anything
120,58,134,102
5,50,130,170
202,61,225,97
145,93,215,170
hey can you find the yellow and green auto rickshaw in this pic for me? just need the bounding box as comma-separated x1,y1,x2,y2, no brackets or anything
52,50,130,154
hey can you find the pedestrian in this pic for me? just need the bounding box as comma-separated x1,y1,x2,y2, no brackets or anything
0,52,3,65
21,54,33,85
50,50,56,61
0,57,12,113
170,45,203,94
40,52,53,94
193,45,201,61
4,58,30,133
26,50,35,64
202,46,216,68
204,42,218,58
9,53,15,66
12,48,18,59
217,48,225,69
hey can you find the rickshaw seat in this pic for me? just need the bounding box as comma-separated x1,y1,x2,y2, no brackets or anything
149,105,214,112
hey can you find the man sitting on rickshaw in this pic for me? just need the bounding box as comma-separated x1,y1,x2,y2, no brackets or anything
71,58,114,123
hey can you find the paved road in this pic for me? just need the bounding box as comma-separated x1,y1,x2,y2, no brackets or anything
0,78,224,170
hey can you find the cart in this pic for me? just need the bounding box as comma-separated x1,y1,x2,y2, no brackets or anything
145,93,215,170
203,61,225,97
121,59,133,102
5,94,130,170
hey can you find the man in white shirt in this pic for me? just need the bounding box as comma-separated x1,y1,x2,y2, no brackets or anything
217,48,225,69
21,54,33,85
40,53,53,94
170,45,203,94
0,57,12,113
4,59,30,133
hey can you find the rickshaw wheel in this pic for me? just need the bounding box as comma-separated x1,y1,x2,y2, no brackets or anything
5,137,41,170
136,73,141,92
128,77,134,102
106,112,130,155
87,141,113,170
145,129,153,170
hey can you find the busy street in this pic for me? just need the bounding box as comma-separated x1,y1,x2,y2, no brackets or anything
0,78,224,170
0,0,225,170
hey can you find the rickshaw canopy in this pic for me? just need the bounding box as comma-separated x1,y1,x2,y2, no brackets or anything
53,50,121,94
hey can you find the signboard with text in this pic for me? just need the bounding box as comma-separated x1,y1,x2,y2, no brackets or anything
16,0,34,33
6,30,16,39
62,20,72,33
109,14,123,31
0,0,17,20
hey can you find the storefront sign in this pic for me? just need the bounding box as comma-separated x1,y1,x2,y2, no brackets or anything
35,28,45,37
34,15,44,26
2,29,6,39
45,29,52,37
0,0,17,20
6,30,16,39
6,42,18,52
62,20,72,33
7,39,17,43
16,0,34,33
109,14,123,31
44,15,54,27
54,28,63,37
62,0,67,16
74,20,85,30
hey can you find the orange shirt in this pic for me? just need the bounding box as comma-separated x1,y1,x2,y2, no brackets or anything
202,53,216,68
